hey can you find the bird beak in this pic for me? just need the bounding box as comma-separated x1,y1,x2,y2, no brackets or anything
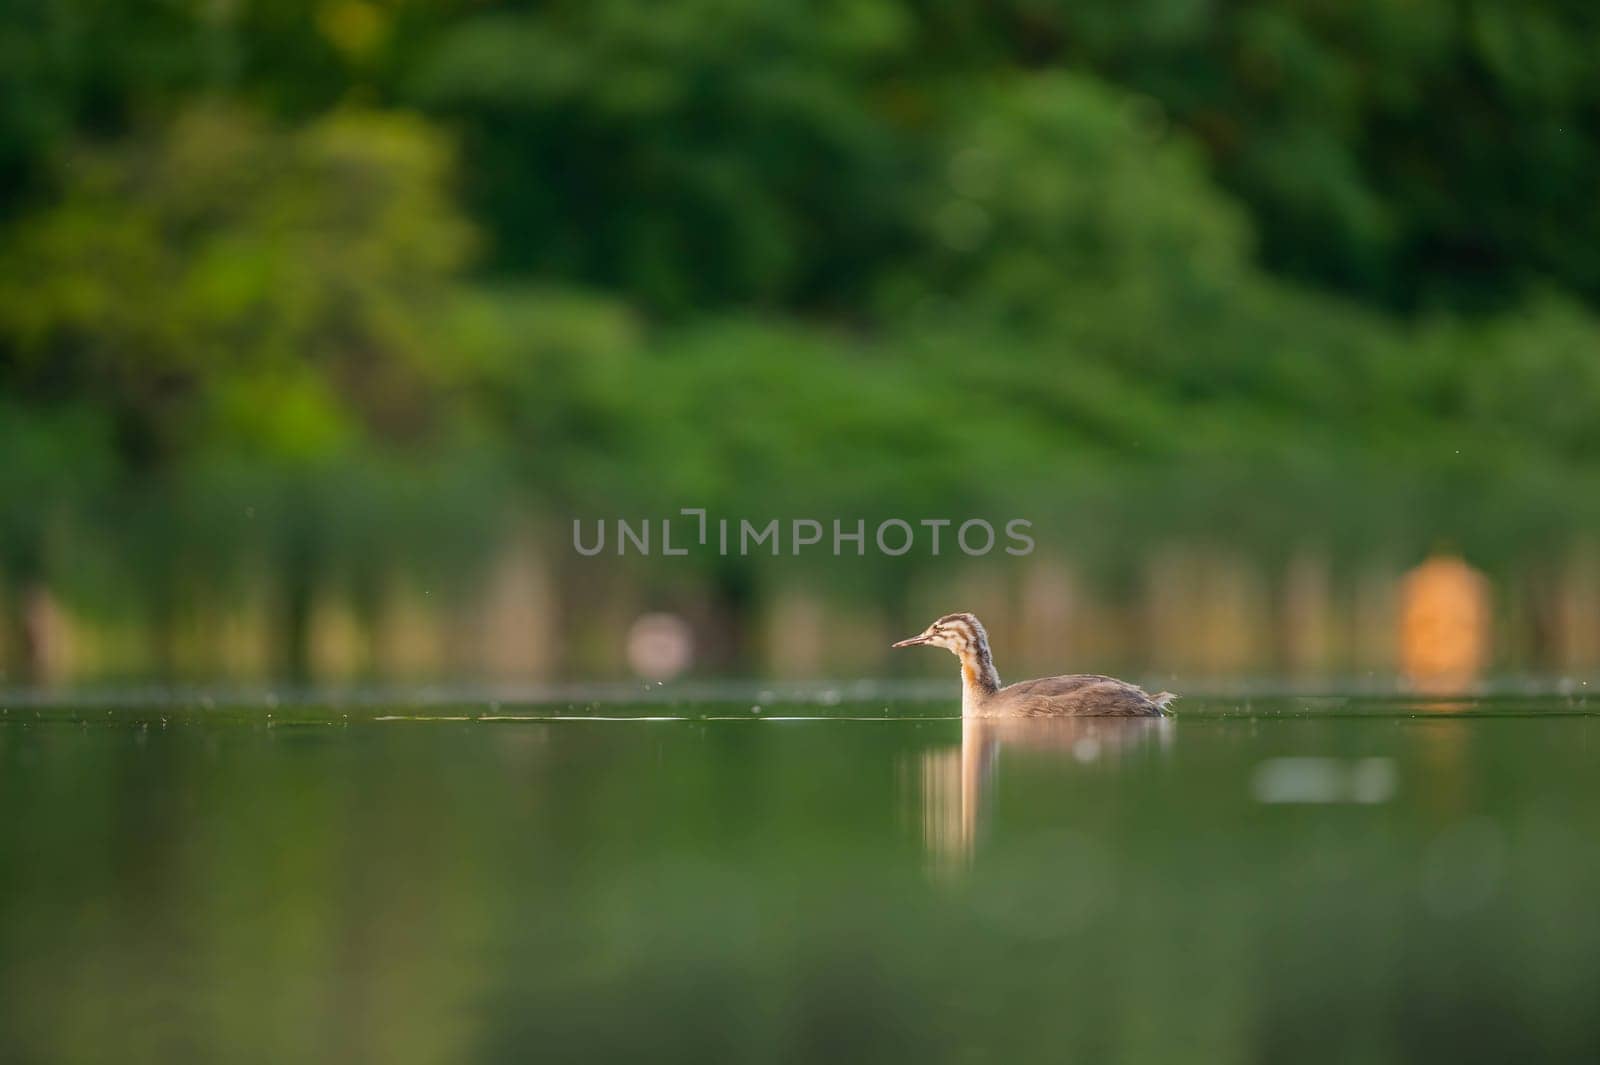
892,634,932,648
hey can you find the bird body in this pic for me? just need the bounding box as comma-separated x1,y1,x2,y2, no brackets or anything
893,612,1173,718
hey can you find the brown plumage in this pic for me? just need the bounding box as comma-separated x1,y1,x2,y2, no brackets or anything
892,612,1174,718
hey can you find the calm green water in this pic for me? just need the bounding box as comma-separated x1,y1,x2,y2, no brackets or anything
2,692,1598,1064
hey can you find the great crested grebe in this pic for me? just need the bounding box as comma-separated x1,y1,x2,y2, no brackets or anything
893,612,1174,717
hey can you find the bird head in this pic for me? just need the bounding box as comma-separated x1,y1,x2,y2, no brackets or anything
892,612,986,657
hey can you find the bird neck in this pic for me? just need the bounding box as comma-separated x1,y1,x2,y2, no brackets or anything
958,637,1000,713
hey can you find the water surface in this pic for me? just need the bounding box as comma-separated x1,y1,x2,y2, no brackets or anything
1,691,1597,1063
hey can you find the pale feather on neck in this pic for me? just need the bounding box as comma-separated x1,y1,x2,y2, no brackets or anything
959,644,1000,714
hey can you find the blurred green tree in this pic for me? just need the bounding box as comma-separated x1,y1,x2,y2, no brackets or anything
967,0,1600,310
0,105,490,676
412,0,918,312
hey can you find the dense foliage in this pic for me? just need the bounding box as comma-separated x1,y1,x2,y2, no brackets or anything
2,0,1599,673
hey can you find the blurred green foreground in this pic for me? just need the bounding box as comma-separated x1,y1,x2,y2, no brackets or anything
2,700,1598,1063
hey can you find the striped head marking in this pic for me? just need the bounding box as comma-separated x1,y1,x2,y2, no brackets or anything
891,612,986,656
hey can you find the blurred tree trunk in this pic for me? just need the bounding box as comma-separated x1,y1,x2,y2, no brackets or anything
21,582,66,683
0,577,70,685
277,509,319,685
1,530,52,683
703,562,756,672
349,561,388,681
2,580,39,683
1519,566,1562,673
280,548,316,684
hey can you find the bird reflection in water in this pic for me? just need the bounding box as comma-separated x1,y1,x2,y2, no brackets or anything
917,716,1174,869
